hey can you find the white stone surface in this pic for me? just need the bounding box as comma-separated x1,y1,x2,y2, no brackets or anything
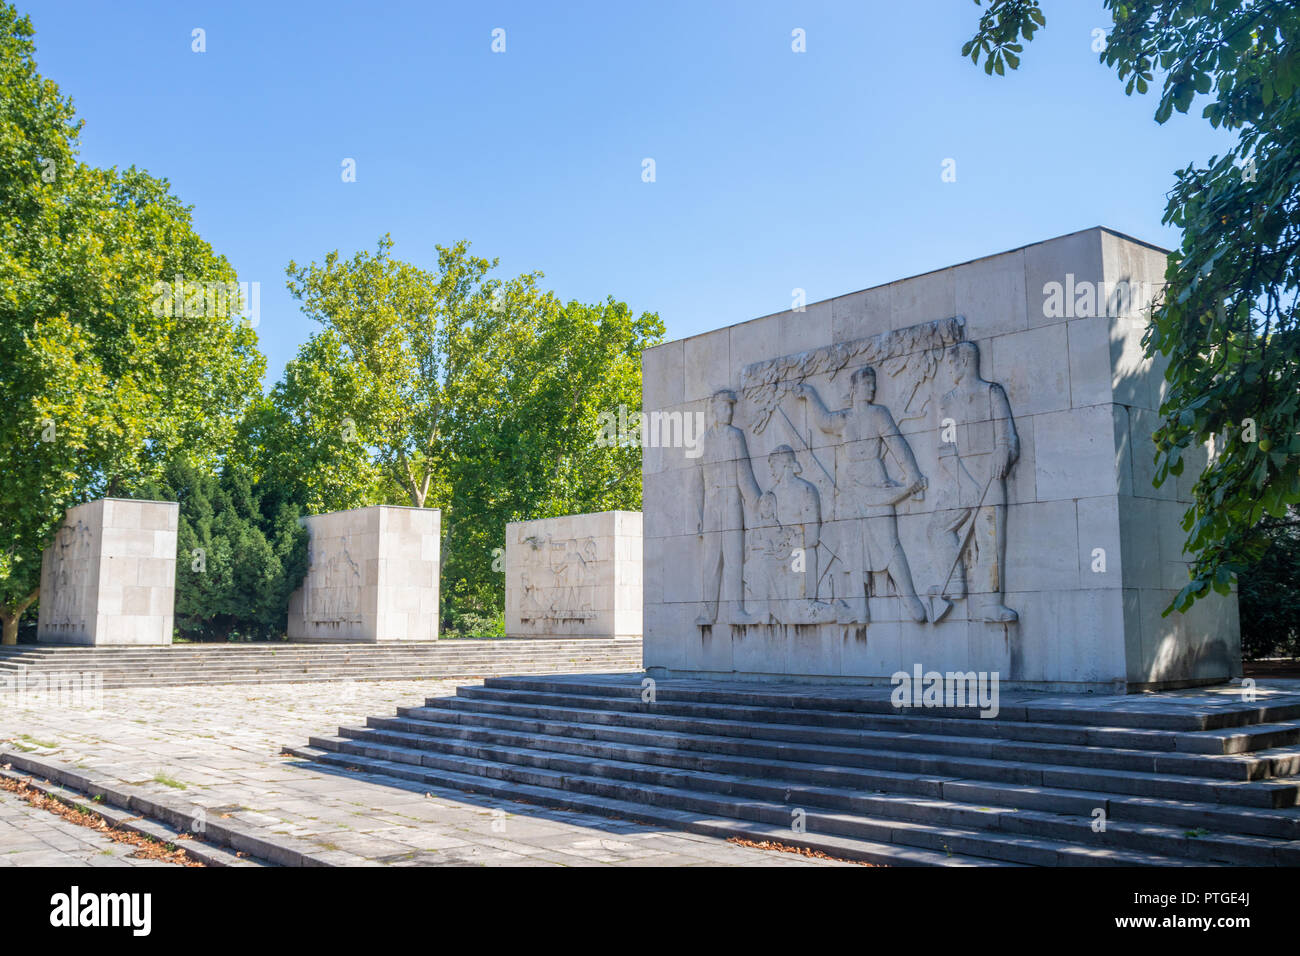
287,505,441,643
641,227,1241,692
504,511,642,639
37,498,178,646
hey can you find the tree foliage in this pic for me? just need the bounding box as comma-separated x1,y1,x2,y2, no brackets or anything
0,4,263,643
1239,507,1300,658
267,236,662,626
965,0,1300,614
141,461,309,642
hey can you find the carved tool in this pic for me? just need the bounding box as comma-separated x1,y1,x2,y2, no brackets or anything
776,402,836,489
927,471,995,624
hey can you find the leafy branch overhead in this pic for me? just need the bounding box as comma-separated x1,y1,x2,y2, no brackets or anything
966,0,1300,615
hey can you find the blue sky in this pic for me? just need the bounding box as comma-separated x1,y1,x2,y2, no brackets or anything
22,0,1234,385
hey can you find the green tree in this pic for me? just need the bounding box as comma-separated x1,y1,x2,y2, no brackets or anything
274,236,662,627
964,0,1300,613
442,295,662,618
141,461,309,642
1239,507,1300,659
0,4,264,643
238,332,391,516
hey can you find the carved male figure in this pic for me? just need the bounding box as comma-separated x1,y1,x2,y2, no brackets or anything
693,389,765,626
796,366,928,625
929,341,1019,623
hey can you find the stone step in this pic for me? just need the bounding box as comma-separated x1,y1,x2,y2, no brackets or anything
0,638,640,654
440,689,1290,779
482,674,1300,731
284,744,1003,867
354,717,1300,846
331,725,1300,864
0,641,637,657
379,704,1300,809
0,650,640,667
458,683,1300,757
298,735,1198,867
0,644,640,688
6,664,639,690
0,654,636,674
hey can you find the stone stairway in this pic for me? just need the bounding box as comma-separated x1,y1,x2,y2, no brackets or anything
286,673,1300,867
0,639,642,689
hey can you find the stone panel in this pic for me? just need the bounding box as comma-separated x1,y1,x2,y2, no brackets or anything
288,505,441,643
504,511,641,639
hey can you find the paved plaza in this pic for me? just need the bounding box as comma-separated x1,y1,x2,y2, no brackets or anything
0,787,178,868
0,679,844,866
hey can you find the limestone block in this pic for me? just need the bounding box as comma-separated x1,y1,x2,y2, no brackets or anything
952,249,1028,341
288,505,441,643
37,498,178,646
505,510,641,639
830,284,891,345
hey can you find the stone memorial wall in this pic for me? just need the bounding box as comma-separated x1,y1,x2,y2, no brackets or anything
288,505,441,642
641,227,1240,692
37,498,179,646
504,511,642,639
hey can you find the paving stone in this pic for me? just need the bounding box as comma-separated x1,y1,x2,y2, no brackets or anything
0,679,827,867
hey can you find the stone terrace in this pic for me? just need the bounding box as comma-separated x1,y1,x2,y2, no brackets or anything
0,679,844,866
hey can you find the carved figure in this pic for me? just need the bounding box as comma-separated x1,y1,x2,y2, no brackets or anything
796,366,928,625
927,341,1019,623
693,389,765,626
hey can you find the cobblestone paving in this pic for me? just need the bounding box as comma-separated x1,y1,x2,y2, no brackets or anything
0,679,842,866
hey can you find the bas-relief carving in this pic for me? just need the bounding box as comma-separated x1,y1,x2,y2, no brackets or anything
691,315,1020,635
44,519,94,632
303,535,362,625
518,533,599,625
928,341,1020,624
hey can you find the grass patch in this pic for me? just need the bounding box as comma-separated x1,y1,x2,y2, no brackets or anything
152,773,188,791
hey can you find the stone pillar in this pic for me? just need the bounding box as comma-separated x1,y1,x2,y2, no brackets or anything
640,227,1240,692
287,505,441,643
37,498,179,646
505,511,641,639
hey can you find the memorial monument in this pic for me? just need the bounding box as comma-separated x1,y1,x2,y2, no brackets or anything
288,505,441,642
641,227,1241,692
505,511,642,639
36,498,179,645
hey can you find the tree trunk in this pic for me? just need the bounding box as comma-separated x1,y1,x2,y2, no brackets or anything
0,589,41,646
